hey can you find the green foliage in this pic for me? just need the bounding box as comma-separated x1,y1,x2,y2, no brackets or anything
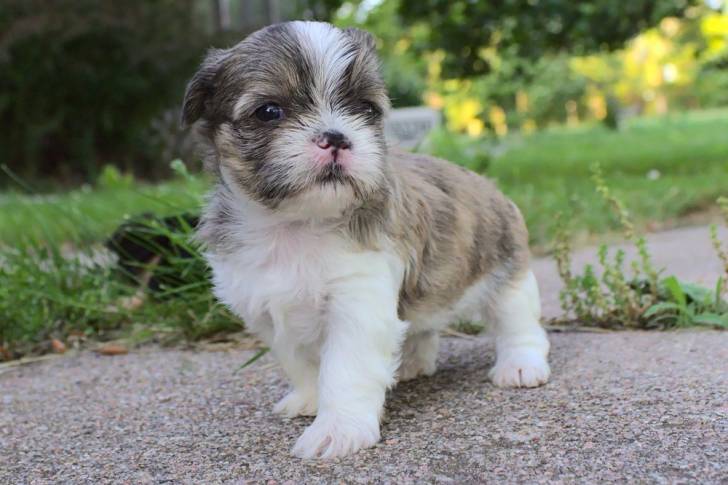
694,67,728,108
0,245,129,354
0,0,206,185
0,161,240,360
602,96,621,130
643,276,728,328
0,235,241,359
96,165,134,191
0,168,207,246
421,51,591,129
397,0,696,78
515,56,589,127
235,347,270,372
554,165,728,329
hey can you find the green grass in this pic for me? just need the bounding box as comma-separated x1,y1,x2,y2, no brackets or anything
433,108,728,246
0,215,241,359
0,164,242,358
501,110,728,242
0,169,207,246
1,109,727,358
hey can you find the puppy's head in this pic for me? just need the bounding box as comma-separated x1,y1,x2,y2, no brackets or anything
183,21,390,215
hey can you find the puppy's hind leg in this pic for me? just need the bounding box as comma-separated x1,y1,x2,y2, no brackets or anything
398,330,439,382
488,269,550,388
272,348,319,418
247,315,319,418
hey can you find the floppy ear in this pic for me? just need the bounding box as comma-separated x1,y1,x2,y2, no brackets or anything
181,48,229,126
343,27,377,55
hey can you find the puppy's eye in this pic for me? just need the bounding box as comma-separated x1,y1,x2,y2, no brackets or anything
254,103,284,122
360,101,381,117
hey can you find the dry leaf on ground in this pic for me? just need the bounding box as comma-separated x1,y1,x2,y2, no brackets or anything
95,343,129,356
51,339,66,353
0,346,12,361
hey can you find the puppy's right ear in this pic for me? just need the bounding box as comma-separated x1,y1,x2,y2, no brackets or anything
181,48,229,126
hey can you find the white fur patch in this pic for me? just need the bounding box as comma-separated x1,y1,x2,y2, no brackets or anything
292,21,354,95
399,269,550,386
208,191,408,457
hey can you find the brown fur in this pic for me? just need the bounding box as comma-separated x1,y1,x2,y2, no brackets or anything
347,150,529,318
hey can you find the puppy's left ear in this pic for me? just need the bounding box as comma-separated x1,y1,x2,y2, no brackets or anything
343,27,377,55
181,48,229,126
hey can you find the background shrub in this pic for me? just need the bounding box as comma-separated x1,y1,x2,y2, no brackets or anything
0,0,207,185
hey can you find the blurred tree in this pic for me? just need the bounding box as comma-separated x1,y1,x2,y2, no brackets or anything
217,0,344,34
0,0,206,184
571,6,728,117
694,7,728,106
399,0,697,78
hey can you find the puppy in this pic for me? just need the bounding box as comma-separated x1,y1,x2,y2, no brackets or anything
182,21,550,459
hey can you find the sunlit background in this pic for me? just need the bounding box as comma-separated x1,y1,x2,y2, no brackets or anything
2,0,728,356
3,0,728,243
2,0,727,184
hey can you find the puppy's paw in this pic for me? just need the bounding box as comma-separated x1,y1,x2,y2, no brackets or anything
292,414,380,459
398,359,437,382
489,347,550,388
273,390,318,418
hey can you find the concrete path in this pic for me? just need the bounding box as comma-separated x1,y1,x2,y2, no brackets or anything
2,225,727,484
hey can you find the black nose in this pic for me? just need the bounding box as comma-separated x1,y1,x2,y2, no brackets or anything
317,130,351,150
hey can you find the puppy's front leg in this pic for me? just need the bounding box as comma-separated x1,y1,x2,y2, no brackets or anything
292,256,407,459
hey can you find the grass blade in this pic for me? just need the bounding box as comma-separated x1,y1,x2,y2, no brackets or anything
234,347,269,373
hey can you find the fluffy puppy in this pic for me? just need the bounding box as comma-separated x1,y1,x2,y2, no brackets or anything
183,21,550,459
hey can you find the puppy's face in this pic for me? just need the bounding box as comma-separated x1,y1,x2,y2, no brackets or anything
183,22,390,215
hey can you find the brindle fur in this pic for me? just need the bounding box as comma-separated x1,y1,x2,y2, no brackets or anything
185,22,529,325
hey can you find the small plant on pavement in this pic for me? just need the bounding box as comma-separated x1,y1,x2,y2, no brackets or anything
710,197,728,280
553,165,728,329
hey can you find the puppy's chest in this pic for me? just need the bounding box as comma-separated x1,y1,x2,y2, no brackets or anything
209,225,345,326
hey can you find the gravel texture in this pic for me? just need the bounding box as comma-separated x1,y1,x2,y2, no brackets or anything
2,225,727,484
2,332,727,484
